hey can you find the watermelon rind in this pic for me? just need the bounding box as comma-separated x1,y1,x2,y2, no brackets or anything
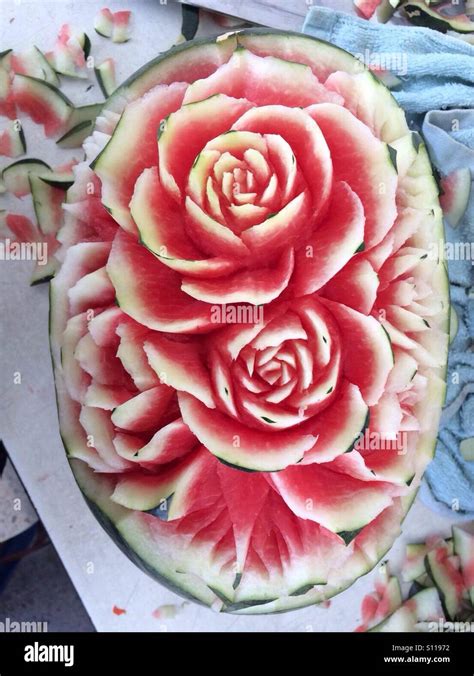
425,550,465,620
370,587,445,632
404,0,474,33
94,9,114,39
2,158,51,196
452,526,474,606
29,174,67,236
78,33,91,60
0,123,26,158
13,74,74,136
376,0,400,23
95,60,116,98
57,120,95,150
69,102,104,128
57,103,103,149
70,457,219,607
30,256,59,286
11,45,60,86
440,167,471,227
39,171,74,190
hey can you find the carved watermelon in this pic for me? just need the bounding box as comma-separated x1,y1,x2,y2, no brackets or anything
50,29,449,613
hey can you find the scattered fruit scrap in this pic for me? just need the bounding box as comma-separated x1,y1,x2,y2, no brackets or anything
0,59,17,119
2,158,51,197
94,8,132,43
45,24,91,79
56,102,103,149
10,46,59,85
112,11,132,43
439,168,472,228
353,0,474,35
356,562,403,631
403,0,474,35
112,605,126,616
95,58,116,98
12,73,75,138
354,0,384,19
0,212,59,285
357,526,474,631
94,8,115,38
0,121,26,158
0,17,122,285
0,157,78,284
152,603,187,620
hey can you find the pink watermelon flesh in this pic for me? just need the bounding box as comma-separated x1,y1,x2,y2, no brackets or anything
46,25,88,78
93,82,188,234
49,30,449,612
320,257,379,315
5,213,39,242
355,571,401,631
0,66,17,119
12,75,72,137
293,181,364,295
357,528,474,631
94,8,114,38
354,0,383,19
0,126,24,158
183,48,343,108
112,10,132,43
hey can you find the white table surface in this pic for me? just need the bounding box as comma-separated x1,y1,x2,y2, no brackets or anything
0,0,458,632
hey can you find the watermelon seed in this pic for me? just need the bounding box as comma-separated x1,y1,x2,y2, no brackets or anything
224,387,229,395
322,335,327,343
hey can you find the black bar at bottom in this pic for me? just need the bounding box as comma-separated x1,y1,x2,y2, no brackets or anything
0,631,470,674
